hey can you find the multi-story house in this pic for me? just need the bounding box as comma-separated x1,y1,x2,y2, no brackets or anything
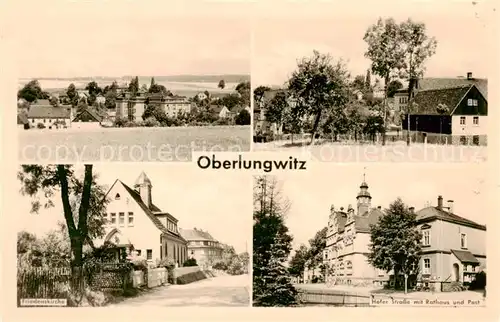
322,177,487,291
115,92,191,121
415,196,486,291
27,105,72,129
96,172,188,266
179,228,223,269
324,179,388,287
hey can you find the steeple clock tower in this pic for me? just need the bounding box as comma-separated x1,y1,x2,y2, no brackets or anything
356,170,372,216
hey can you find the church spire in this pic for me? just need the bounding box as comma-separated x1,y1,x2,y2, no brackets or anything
357,168,371,215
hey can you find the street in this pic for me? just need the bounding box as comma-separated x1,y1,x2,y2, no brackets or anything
109,274,250,307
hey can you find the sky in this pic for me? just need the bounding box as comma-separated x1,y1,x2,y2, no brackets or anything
252,0,496,86
272,163,488,251
15,164,252,253
5,1,251,79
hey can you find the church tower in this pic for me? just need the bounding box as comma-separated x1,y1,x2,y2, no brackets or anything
134,171,153,208
356,171,371,216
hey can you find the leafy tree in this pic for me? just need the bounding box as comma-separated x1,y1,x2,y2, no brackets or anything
365,69,372,91
149,83,172,96
235,109,251,125
67,83,79,107
49,96,59,107
253,176,297,307
235,81,251,107
264,90,288,134
363,114,385,143
368,198,422,293
288,244,309,277
218,79,226,89
288,51,351,145
253,85,271,103
398,19,437,145
17,165,109,301
364,18,405,145
85,81,102,96
322,107,350,141
306,227,327,269
218,93,241,110
142,103,167,123
18,80,45,103
351,75,366,91
282,106,303,144
387,80,403,98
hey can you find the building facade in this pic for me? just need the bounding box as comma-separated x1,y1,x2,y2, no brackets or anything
179,228,223,269
115,92,191,121
96,172,188,266
27,105,72,129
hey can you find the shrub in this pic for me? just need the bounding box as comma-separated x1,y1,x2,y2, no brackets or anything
130,259,148,271
157,257,176,269
143,117,160,127
37,123,46,129
183,258,198,267
176,271,207,285
212,261,227,271
113,117,127,127
235,109,251,125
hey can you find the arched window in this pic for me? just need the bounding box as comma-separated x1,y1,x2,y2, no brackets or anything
115,193,121,200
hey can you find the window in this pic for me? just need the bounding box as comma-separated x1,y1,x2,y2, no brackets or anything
460,116,466,125
473,116,479,125
119,212,125,225
110,213,116,224
423,258,431,274
468,98,478,106
203,241,209,246
460,233,467,249
146,249,152,260
128,212,134,226
136,250,141,256
43,119,46,123
460,136,467,145
422,230,431,246
115,193,121,200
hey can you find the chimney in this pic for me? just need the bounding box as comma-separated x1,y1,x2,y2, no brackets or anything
447,200,454,213
437,196,443,210
409,207,415,213
467,72,473,80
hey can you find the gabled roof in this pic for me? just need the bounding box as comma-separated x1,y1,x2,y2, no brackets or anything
27,106,71,119
32,99,51,106
411,85,472,115
17,113,29,125
210,105,228,113
451,249,479,264
179,228,218,242
416,206,486,231
354,208,384,233
418,77,487,99
72,108,103,122
117,180,185,241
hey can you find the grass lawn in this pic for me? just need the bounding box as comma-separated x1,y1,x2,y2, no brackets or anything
254,139,487,163
19,126,250,162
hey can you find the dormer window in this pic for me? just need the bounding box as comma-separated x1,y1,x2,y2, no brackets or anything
115,193,121,200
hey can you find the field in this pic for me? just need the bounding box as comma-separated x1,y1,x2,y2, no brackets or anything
254,140,487,163
18,126,250,162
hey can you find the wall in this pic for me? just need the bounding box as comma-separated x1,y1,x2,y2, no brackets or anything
147,268,168,288
451,115,487,136
28,118,70,129
98,181,162,262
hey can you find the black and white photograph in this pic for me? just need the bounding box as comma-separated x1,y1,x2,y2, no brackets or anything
252,164,487,307
252,2,490,162
16,164,251,307
14,4,251,163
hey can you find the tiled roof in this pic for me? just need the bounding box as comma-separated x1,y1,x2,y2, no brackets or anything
416,206,486,230
451,249,479,264
179,228,217,242
354,208,384,233
418,77,487,99
119,181,185,240
27,106,71,119
72,108,103,122
32,99,51,106
17,113,28,125
411,85,472,115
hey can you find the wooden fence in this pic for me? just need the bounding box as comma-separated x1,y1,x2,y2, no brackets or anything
297,289,371,307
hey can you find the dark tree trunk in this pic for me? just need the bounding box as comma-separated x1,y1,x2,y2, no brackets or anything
309,110,323,146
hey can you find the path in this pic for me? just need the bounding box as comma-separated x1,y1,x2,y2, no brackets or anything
109,274,250,307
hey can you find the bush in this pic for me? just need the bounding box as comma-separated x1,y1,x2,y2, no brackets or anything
157,257,176,269
212,261,227,271
130,259,148,271
113,117,127,127
37,123,46,129
143,117,160,127
176,271,207,285
235,109,251,125
183,258,198,267
469,271,486,290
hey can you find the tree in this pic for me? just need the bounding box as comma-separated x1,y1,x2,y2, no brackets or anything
49,96,59,107
128,76,140,97
288,51,351,145
364,114,385,143
18,80,45,103
218,79,226,90
351,75,366,91
150,77,156,88
387,80,403,98
306,227,327,269
142,103,167,123
253,176,297,307
235,81,251,107
264,90,288,135
235,109,251,125
253,85,271,104
368,198,422,294
288,244,309,278
364,18,405,145
365,69,372,91
398,19,437,145
218,93,241,110
149,83,172,96
17,165,109,301
67,83,79,107
436,103,449,144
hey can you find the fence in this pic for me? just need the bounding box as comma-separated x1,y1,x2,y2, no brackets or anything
297,288,371,307
17,267,72,301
